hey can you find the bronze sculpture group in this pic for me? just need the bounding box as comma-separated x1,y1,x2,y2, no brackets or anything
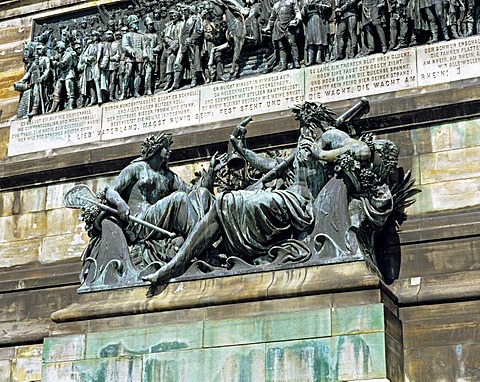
65,100,418,290
14,0,480,118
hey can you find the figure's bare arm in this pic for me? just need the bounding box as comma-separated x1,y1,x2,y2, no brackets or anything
106,163,140,219
230,136,277,173
300,137,371,162
317,139,371,162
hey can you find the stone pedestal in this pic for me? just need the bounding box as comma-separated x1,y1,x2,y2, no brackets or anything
43,262,403,381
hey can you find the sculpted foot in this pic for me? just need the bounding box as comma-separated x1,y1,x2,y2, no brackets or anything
142,267,169,284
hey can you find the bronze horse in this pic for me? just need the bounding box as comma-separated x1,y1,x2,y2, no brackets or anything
207,0,248,80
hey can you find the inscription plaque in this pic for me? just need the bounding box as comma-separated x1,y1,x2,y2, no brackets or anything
199,70,305,124
101,89,200,140
8,108,102,156
417,36,480,86
305,50,417,103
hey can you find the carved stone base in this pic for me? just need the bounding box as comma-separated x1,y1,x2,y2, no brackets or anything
46,261,403,381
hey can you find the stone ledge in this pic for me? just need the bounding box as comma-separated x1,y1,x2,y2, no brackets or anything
0,260,80,292
399,206,480,244
388,269,480,305
50,261,381,323
0,318,52,346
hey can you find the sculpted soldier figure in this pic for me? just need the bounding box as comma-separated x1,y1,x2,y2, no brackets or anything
168,4,204,91
393,0,419,49
462,0,474,36
117,27,128,100
359,0,388,54
107,30,123,101
17,43,51,117
334,0,358,59
71,17,89,48
121,15,145,99
143,16,161,95
202,1,228,82
50,41,80,112
302,0,332,65
448,0,465,38
421,0,450,42
98,30,113,102
78,30,103,106
162,8,184,90
244,3,262,47
153,6,169,89
263,0,303,71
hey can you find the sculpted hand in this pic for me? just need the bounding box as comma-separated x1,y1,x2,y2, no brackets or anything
211,152,228,172
298,137,321,159
117,201,131,220
229,135,246,155
288,18,300,27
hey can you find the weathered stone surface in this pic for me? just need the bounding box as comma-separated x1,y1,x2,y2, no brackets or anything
85,322,203,359
41,361,76,382
0,69,23,98
332,332,387,381
0,238,40,268
143,349,205,382
331,290,381,308
392,269,480,305
0,215,15,243
204,309,331,348
403,312,480,349
1,211,47,241
40,232,87,264
385,334,404,382
0,346,15,359
0,98,18,123
400,299,480,322
399,207,480,244
45,182,76,210
332,304,384,336
0,259,79,292
28,285,78,320
72,356,143,382
45,208,82,236
419,146,480,185
0,318,51,346
399,236,480,278
0,291,29,322
0,18,31,46
43,335,85,363
205,344,265,381
144,344,265,382
52,263,379,323
87,306,206,334
266,338,332,382
0,359,12,381
205,294,333,321
405,346,455,381
12,344,43,381
407,178,480,214
0,125,9,160
19,187,46,214
429,119,480,153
